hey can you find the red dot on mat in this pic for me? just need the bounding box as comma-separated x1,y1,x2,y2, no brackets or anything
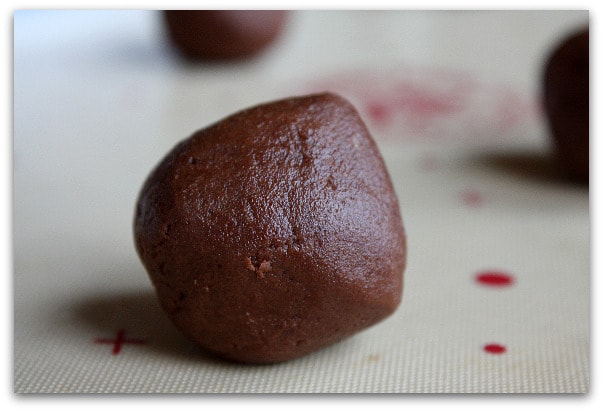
460,189,483,207
483,343,507,354
476,271,514,287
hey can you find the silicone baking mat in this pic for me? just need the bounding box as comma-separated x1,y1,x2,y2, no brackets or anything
13,10,589,393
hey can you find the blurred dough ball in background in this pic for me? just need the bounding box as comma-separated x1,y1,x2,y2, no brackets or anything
163,10,289,61
542,26,589,183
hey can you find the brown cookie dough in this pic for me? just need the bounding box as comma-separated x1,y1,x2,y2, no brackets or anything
543,27,589,182
134,93,406,363
163,10,288,60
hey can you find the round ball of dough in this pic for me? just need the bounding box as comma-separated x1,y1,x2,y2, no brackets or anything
543,27,589,182
134,93,406,363
163,10,288,60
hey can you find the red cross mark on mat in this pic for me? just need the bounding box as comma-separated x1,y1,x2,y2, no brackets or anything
94,329,146,355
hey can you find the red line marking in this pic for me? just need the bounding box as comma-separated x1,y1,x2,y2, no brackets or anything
94,329,146,355
364,83,463,130
475,271,514,287
483,343,507,354
300,68,536,144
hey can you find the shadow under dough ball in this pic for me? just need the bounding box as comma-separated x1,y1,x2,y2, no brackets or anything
163,10,288,60
134,93,406,364
543,27,589,182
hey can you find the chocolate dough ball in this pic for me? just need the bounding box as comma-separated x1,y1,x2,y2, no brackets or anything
543,27,589,182
134,93,406,363
163,10,288,60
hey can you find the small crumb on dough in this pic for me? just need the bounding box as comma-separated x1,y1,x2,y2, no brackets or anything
244,256,256,272
244,257,271,278
257,260,272,278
